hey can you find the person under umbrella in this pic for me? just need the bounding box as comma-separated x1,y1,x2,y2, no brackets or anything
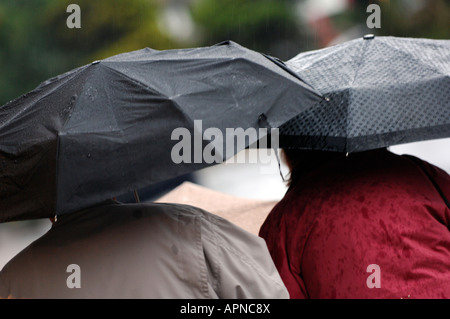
260,147,450,299
0,40,324,299
259,35,450,299
1,199,289,299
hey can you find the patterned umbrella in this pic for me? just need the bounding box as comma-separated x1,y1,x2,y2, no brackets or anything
280,35,450,153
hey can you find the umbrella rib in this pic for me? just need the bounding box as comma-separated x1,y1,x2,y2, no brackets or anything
0,66,88,132
59,64,124,134
377,39,450,78
101,62,171,99
345,40,372,152
98,65,120,131
101,62,196,125
262,53,319,94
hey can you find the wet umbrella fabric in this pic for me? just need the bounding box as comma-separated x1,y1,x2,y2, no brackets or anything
280,36,450,153
0,41,322,222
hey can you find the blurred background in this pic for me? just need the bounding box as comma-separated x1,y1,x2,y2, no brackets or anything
1,0,449,270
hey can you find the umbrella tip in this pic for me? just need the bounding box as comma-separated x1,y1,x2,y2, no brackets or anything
363,34,375,40
258,113,271,129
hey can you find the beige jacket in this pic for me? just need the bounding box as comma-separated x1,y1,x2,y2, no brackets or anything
0,200,288,299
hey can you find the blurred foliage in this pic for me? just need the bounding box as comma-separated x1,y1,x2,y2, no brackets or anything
42,0,175,60
333,0,450,39
190,0,304,60
0,0,176,105
377,0,450,39
0,0,449,106
0,0,52,105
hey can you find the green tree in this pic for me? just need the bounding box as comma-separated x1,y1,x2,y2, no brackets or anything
0,0,176,105
332,0,450,40
43,0,176,62
190,0,305,60
0,0,56,105
377,0,450,39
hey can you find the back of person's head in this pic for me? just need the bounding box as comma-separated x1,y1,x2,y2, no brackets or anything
281,148,344,186
282,148,390,186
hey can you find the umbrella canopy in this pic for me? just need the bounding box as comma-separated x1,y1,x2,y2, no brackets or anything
280,35,450,153
0,41,322,222
155,181,276,235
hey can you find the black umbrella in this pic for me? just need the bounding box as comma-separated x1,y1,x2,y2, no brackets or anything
0,41,322,222
280,35,450,153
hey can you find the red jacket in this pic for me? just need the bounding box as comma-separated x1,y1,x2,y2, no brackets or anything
259,150,450,299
